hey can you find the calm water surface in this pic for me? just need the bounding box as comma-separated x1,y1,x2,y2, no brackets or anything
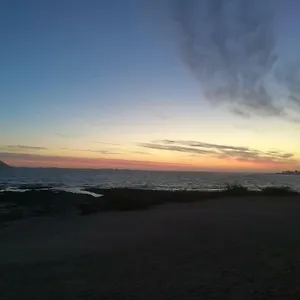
1,168,300,191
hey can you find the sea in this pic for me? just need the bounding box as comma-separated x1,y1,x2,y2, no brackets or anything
1,167,300,192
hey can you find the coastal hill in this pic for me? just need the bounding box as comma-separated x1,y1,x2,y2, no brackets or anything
0,160,11,168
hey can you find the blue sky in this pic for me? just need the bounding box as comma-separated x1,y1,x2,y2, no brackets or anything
1,0,300,171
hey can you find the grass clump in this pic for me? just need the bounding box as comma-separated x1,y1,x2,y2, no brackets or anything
222,184,250,196
260,186,298,196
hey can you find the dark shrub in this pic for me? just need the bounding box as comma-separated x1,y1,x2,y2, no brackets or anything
260,186,299,196
222,184,250,196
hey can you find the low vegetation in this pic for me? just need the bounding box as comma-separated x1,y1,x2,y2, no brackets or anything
223,184,252,195
260,186,299,196
0,185,299,224
0,190,94,224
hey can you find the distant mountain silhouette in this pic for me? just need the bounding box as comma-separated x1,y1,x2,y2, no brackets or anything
0,160,12,168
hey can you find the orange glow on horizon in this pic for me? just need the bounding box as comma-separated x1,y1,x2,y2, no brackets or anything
3,153,298,172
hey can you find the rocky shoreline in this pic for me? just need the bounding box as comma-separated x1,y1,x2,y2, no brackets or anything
1,185,299,226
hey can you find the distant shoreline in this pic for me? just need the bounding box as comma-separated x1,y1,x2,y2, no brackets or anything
0,161,278,173
276,171,300,175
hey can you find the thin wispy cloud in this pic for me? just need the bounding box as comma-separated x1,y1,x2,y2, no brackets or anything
73,149,119,155
5,145,48,150
154,140,250,151
130,151,152,155
139,140,298,165
140,143,213,155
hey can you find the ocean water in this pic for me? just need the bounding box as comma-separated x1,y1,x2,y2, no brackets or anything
1,167,300,192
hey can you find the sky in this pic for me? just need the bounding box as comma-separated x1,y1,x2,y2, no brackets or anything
1,0,300,172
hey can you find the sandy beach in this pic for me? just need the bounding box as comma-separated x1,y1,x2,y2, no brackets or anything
1,196,300,299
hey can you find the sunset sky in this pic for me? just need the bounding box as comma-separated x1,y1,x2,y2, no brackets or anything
1,0,300,172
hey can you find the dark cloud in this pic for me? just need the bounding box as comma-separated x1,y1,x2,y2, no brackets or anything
155,139,250,151
139,140,298,165
278,153,294,159
6,145,48,150
230,107,251,118
166,0,300,119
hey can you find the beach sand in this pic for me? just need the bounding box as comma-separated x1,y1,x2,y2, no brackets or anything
1,197,300,299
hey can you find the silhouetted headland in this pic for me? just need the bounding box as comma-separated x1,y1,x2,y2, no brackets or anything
0,160,12,169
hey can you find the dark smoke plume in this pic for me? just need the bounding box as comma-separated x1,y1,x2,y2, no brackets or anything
167,0,300,119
